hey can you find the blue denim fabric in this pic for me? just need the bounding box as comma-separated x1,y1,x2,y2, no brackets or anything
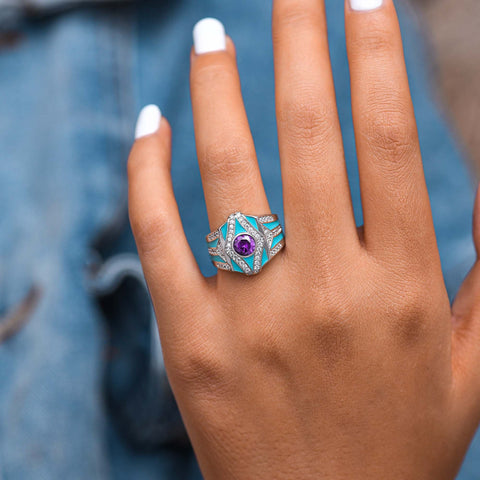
0,0,132,30
0,0,477,479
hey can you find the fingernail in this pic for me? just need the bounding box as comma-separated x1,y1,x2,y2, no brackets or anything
193,18,226,55
475,184,480,256
349,0,383,11
135,105,162,139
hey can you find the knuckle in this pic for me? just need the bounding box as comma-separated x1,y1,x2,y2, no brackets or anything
299,268,357,323
170,343,231,396
395,287,427,318
383,281,433,346
127,147,153,178
130,211,172,259
362,104,418,165
236,302,293,371
247,329,291,372
311,319,356,367
351,26,395,58
274,5,323,33
294,286,358,368
312,286,356,326
192,61,237,90
201,140,256,181
278,96,337,149
299,253,358,295
128,127,172,173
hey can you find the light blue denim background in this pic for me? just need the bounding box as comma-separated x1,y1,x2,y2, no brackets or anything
0,0,478,478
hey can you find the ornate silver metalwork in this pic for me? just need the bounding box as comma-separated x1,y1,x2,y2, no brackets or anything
206,212,285,276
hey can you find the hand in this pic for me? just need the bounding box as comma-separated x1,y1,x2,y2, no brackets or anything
128,1,480,478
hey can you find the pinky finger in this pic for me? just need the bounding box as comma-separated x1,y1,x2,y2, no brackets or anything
128,105,209,334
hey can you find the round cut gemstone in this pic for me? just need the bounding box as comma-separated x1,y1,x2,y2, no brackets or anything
233,234,256,257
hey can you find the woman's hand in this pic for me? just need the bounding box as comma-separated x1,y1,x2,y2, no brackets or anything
128,1,480,478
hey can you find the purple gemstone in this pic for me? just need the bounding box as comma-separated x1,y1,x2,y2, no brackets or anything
233,234,256,257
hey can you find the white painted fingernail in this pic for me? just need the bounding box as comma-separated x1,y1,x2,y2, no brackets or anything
193,18,226,55
350,0,383,11
135,105,162,139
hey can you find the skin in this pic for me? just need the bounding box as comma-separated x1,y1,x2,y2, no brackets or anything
128,0,480,478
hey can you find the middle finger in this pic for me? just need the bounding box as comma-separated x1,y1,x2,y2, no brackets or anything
273,0,358,256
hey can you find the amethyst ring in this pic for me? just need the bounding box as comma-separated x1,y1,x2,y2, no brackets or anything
206,212,285,275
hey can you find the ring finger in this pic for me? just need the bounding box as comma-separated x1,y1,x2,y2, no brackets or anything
191,18,270,233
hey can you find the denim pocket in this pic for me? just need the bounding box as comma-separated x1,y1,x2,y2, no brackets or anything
89,253,190,450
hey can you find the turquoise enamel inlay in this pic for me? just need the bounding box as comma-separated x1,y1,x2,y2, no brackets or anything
261,248,269,266
243,254,255,270
209,214,284,274
231,260,244,273
271,233,284,249
235,219,247,236
264,220,280,230
245,216,258,229
220,222,228,240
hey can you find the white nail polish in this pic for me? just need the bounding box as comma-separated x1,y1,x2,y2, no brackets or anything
193,18,226,55
350,0,383,11
135,104,162,139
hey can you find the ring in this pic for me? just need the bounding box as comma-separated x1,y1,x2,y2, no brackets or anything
206,212,285,275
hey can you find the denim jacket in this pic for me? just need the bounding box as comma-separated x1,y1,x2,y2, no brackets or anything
0,1,478,479
0,0,132,29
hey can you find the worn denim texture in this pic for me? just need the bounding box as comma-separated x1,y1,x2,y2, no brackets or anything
0,0,478,478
